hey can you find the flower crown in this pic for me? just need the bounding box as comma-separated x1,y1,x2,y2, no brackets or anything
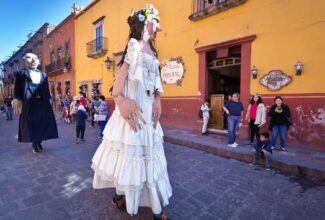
135,4,160,23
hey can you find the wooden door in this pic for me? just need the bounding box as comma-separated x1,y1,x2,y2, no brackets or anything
210,94,224,129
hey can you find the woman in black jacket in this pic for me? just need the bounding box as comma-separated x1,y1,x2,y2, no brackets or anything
269,96,292,151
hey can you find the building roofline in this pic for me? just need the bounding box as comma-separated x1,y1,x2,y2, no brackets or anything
75,0,100,19
47,13,75,38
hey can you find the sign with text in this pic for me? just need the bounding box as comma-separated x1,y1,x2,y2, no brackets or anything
259,70,292,91
161,57,185,86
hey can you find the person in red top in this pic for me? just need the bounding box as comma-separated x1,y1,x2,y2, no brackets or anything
79,93,87,107
245,94,266,145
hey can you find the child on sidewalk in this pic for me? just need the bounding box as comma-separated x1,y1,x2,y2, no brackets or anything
201,99,211,135
251,132,273,170
76,105,88,143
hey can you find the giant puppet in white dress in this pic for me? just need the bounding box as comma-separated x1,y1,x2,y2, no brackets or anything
91,4,172,218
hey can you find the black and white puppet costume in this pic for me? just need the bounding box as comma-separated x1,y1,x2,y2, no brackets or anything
13,53,58,153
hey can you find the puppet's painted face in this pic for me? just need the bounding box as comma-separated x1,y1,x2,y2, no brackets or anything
24,53,39,69
147,19,162,41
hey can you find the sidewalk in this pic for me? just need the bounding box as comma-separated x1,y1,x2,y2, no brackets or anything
163,126,325,180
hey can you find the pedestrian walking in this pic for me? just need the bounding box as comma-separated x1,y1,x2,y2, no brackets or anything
57,94,63,112
90,96,100,127
75,105,87,143
63,95,70,108
97,95,109,138
79,93,87,107
4,95,13,120
63,106,71,124
70,96,80,123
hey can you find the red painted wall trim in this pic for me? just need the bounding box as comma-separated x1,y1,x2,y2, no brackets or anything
195,35,256,53
256,93,325,98
161,96,198,99
240,41,252,110
198,52,209,102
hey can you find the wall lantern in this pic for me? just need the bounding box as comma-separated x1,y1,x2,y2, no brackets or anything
295,61,303,76
104,57,114,70
251,65,258,79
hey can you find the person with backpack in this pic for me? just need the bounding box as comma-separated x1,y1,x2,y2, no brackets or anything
75,105,88,143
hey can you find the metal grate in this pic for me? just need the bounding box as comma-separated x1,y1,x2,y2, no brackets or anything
45,57,69,74
189,0,247,21
86,37,108,58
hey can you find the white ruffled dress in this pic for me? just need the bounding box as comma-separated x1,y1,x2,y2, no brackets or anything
91,38,172,215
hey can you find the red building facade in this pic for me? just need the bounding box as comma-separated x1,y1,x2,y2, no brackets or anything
42,14,76,98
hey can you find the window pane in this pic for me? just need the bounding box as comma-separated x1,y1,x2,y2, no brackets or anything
96,25,103,38
96,25,103,51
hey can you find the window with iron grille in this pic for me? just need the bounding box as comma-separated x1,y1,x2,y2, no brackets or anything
189,0,247,21
86,17,107,58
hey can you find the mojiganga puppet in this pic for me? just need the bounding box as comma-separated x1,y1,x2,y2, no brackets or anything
91,4,172,220
13,53,58,153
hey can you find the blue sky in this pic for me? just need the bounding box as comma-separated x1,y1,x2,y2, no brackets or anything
0,0,93,63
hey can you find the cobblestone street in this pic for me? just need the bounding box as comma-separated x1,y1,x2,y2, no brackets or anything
0,113,325,220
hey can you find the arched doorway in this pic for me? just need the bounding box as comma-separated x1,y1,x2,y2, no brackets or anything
196,35,256,135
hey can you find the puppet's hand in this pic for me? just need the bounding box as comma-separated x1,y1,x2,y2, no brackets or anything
153,96,161,129
12,99,22,114
114,96,146,132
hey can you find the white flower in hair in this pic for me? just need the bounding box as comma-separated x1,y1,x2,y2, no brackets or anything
144,3,160,22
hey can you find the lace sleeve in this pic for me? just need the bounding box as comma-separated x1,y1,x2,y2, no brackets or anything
124,38,141,80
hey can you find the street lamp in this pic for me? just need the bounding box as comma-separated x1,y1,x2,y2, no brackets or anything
251,65,258,79
295,61,303,76
104,57,114,70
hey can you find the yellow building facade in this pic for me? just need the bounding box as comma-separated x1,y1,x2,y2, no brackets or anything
75,0,325,150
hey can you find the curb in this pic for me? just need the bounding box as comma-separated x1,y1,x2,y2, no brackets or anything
164,135,325,181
